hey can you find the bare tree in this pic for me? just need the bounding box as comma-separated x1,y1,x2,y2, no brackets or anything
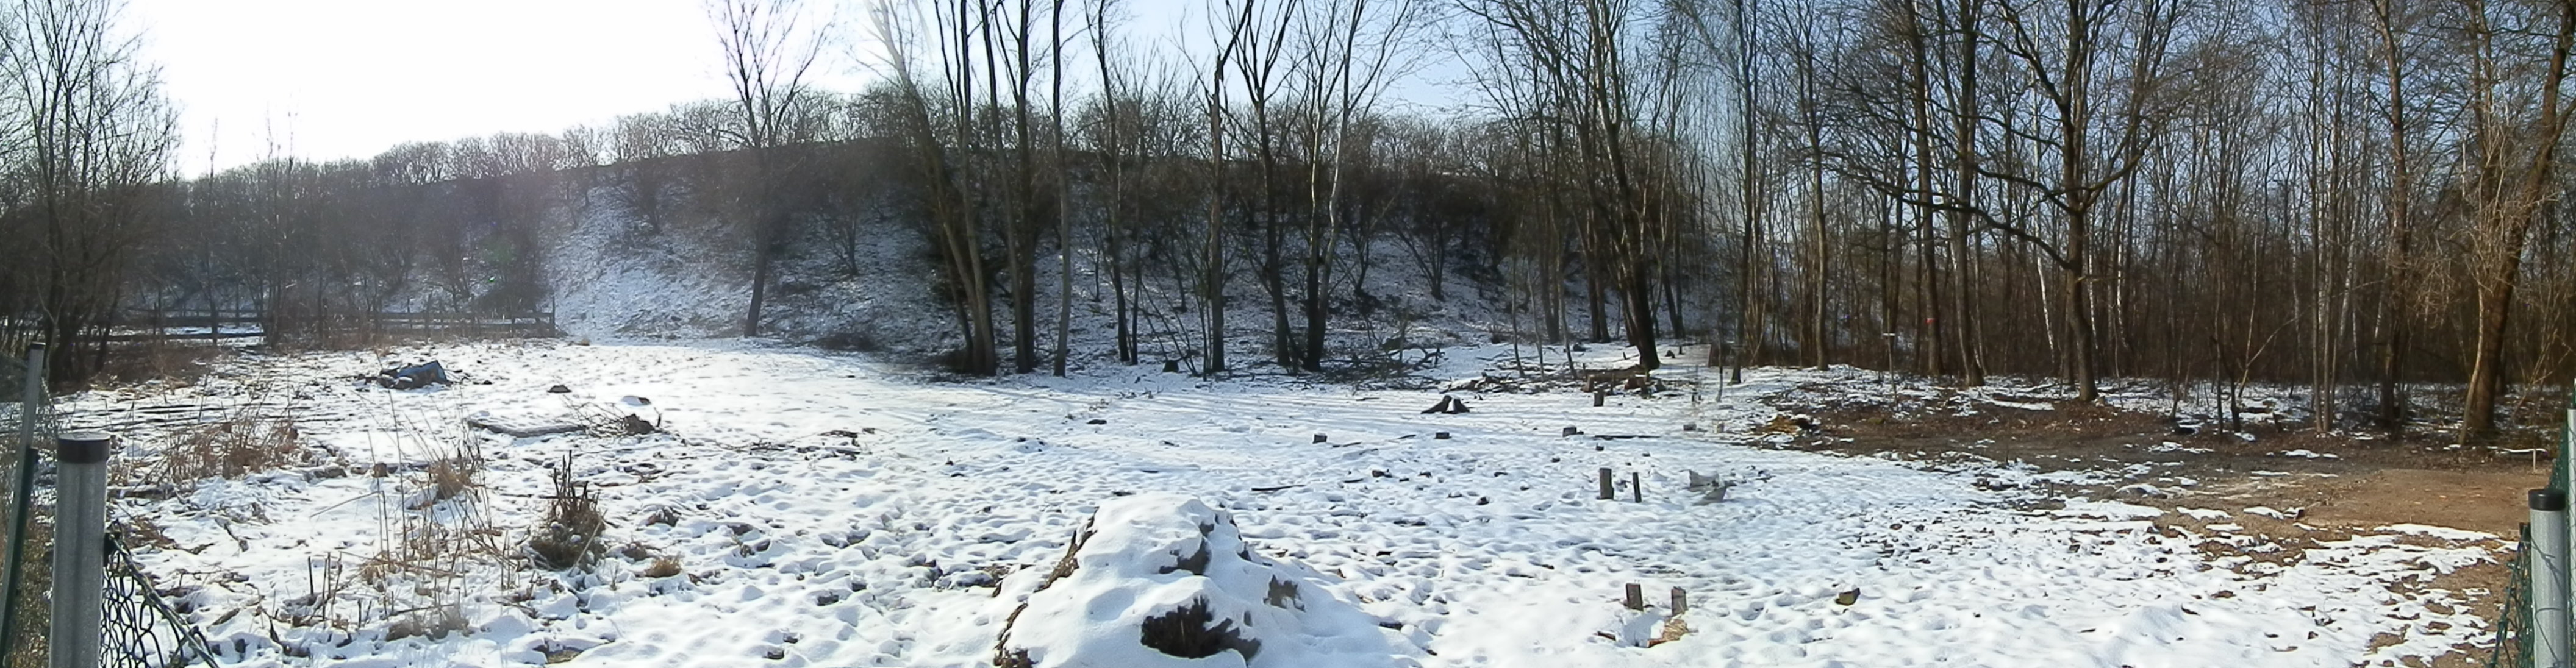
0,0,176,382
706,0,825,337
1289,0,1427,369
1979,0,2188,402
2456,0,2575,438
1201,0,1261,375
874,0,1000,374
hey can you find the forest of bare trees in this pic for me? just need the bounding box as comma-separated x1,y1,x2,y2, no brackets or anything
5,0,2576,438
0,0,176,383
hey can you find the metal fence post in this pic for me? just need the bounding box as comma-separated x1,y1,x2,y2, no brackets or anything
49,432,107,668
9,343,33,460
1,343,43,657
2535,488,2571,668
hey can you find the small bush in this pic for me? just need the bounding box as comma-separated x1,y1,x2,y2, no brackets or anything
96,339,221,387
156,414,304,484
640,557,682,578
425,451,479,503
528,454,606,570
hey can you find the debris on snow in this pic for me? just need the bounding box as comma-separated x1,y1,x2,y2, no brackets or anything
465,407,586,438
375,361,450,389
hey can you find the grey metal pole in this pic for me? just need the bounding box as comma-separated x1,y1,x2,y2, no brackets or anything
2533,488,2571,668
2564,402,2576,667
48,432,107,668
0,343,42,656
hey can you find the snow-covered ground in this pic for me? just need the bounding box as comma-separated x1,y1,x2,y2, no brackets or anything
66,341,2494,667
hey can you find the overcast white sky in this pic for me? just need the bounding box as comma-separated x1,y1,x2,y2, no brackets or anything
128,0,1468,176
131,0,857,174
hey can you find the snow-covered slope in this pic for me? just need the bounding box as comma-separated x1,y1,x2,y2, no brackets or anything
68,341,2492,667
537,185,1582,368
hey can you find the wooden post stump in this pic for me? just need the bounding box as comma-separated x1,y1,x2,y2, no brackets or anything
1597,468,1614,500
1624,583,1645,611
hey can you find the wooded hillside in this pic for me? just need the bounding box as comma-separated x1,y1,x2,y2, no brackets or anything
4,0,2574,436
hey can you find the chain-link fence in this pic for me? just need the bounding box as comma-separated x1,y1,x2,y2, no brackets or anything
0,353,21,405
2495,522,2536,668
1,350,44,438
99,536,216,668
0,345,215,668
2491,392,2576,668
0,346,48,667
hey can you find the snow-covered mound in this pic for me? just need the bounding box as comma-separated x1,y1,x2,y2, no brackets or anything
992,493,1417,668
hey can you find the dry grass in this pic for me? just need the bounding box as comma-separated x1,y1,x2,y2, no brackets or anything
528,454,605,570
421,445,481,506
93,339,223,388
161,403,527,657
640,557,682,578
152,413,306,485
1,520,51,668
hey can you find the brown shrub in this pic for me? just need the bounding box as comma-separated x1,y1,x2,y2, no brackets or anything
528,454,605,570
155,415,304,483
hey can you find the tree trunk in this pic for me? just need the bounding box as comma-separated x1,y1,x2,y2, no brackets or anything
1950,0,1985,386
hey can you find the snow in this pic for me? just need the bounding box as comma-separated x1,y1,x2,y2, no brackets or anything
62,341,2500,667
2376,524,2499,542
2244,507,2296,521
2147,442,2211,455
989,493,1414,668
463,407,587,438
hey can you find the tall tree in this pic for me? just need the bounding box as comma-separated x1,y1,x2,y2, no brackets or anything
0,0,176,382
2457,0,2575,438
1981,0,2186,402
706,0,825,338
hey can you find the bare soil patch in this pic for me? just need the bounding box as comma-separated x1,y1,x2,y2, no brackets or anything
1773,388,2541,667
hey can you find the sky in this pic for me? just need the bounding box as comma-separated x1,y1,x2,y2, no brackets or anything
127,0,1470,177
131,0,853,175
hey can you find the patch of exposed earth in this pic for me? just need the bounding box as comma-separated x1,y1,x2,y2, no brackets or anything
1769,387,2538,668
